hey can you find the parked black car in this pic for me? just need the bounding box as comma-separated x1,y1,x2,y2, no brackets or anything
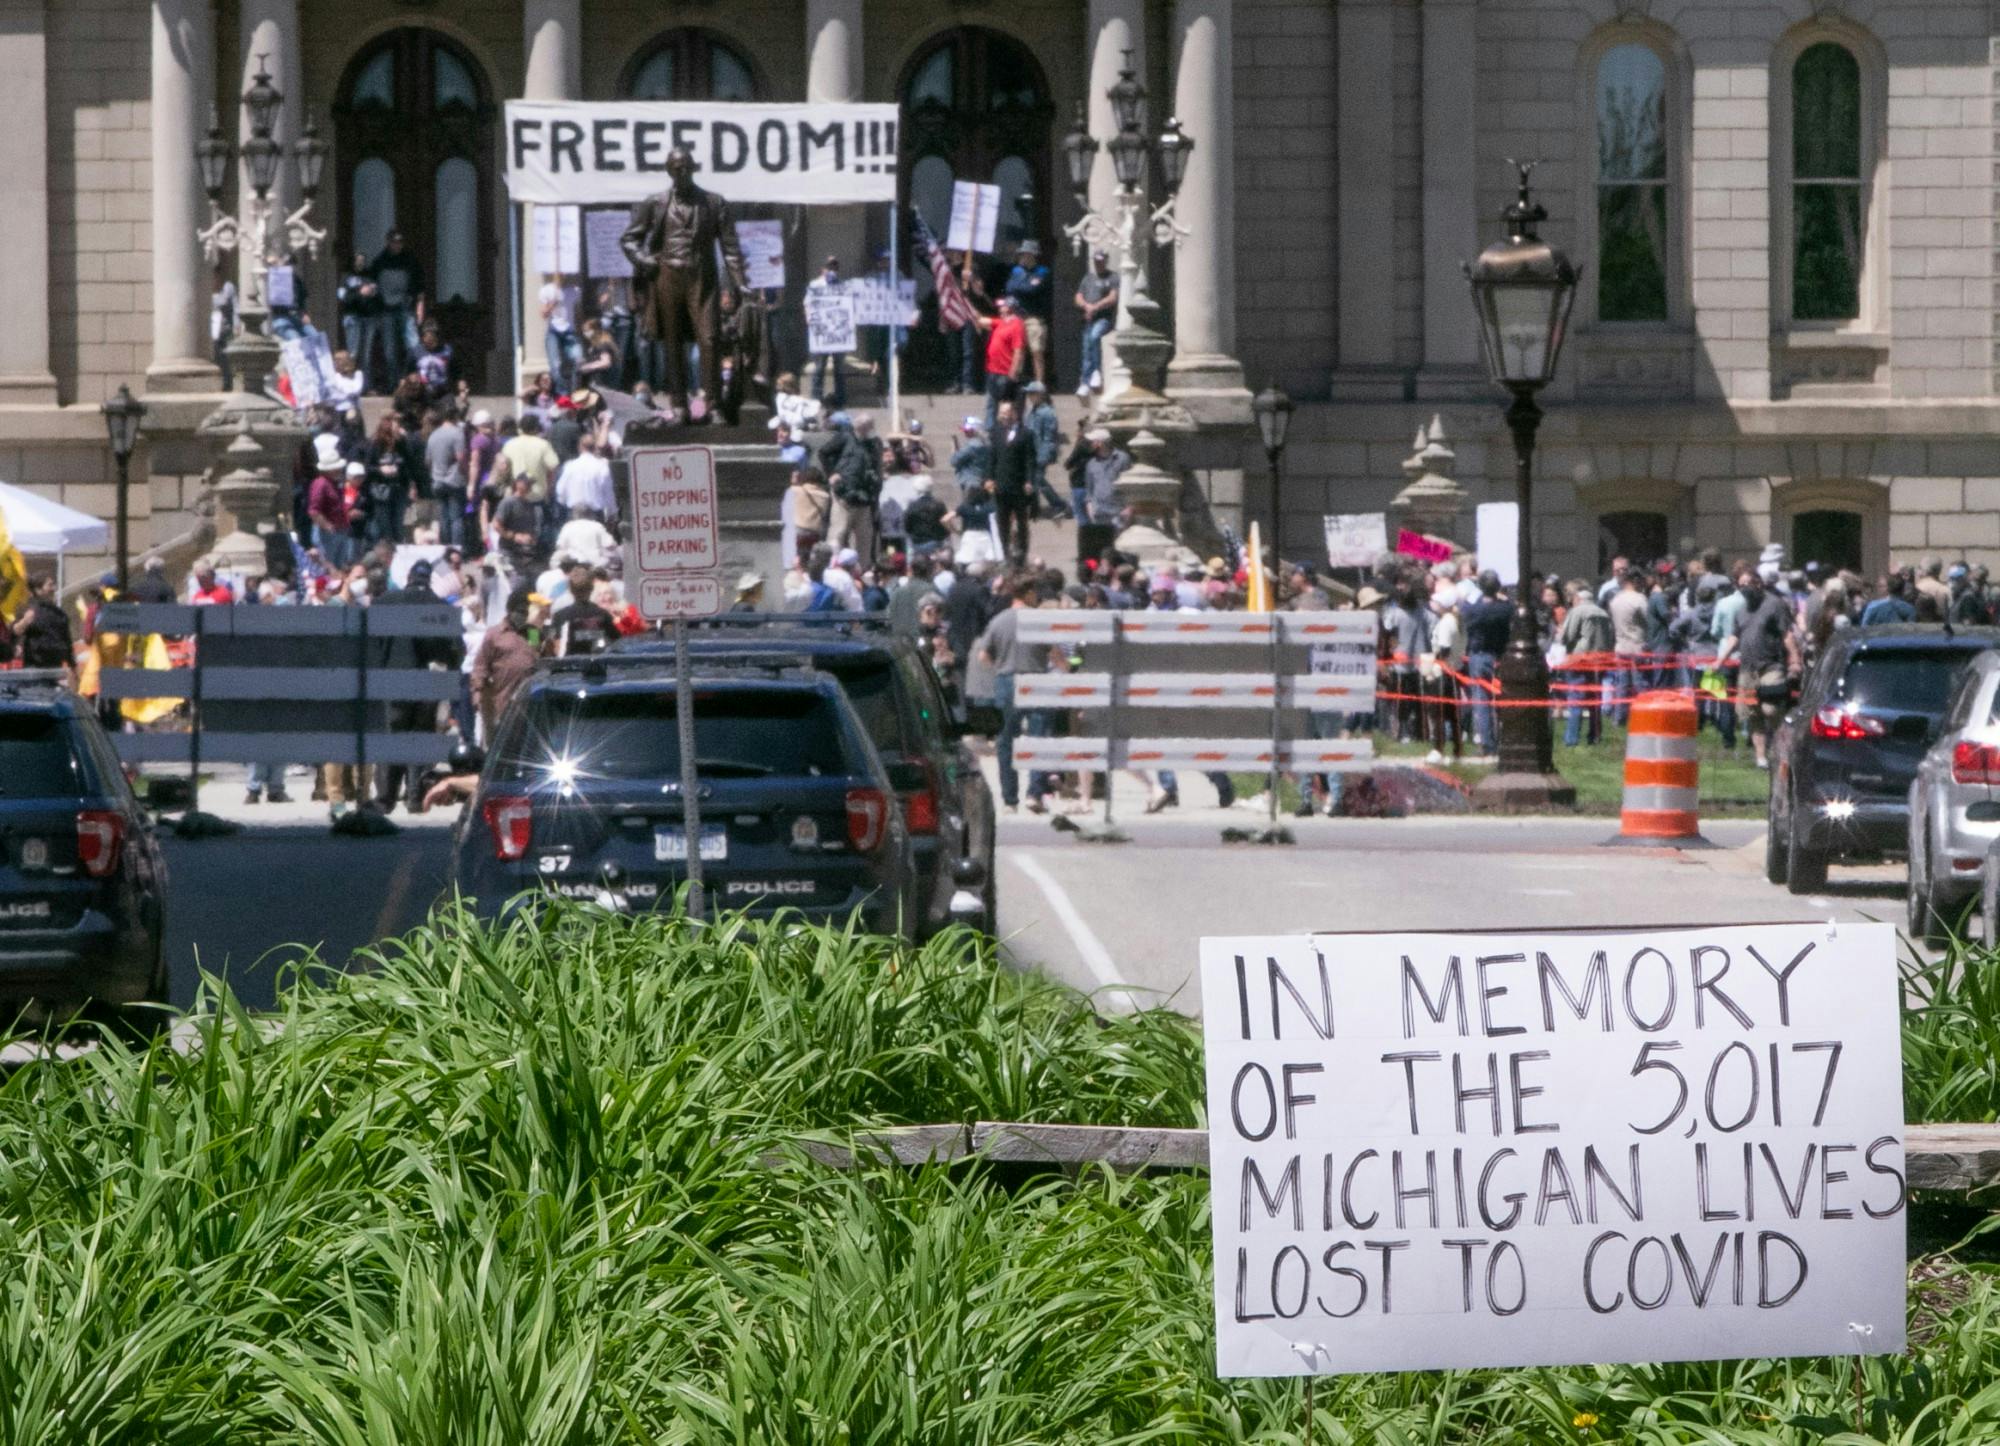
1767,625,2000,893
612,616,996,937
452,658,919,935
0,671,169,1021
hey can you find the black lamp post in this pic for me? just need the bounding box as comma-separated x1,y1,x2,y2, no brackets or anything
1251,382,1294,552
101,385,146,596
1465,163,1579,807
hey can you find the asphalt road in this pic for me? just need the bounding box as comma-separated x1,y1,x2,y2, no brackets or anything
992,813,1908,1016
149,776,1908,1018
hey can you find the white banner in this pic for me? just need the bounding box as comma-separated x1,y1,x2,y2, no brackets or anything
736,219,786,290
584,208,633,278
506,101,901,206
947,180,1001,254
1201,922,1906,1377
1325,512,1388,569
805,290,858,355
532,205,581,274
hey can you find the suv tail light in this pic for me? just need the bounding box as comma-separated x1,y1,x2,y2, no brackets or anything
1811,706,1886,741
846,788,889,853
76,810,124,878
1953,740,2000,785
481,795,534,861
900,761,940,836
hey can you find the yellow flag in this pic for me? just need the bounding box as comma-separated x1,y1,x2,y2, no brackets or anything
1245,522,1274,613
0,505,27,620
118,633,182,726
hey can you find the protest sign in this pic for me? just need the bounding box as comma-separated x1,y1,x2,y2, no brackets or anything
533,205,582,274
848,277,918,327
1394,529,1454,564
506,101,900,206
1476,502,1520,586
265,265,296,310
947,180,1002,254
1324,513,1388,569
278,338,323,409
735,219,785,290
805,289,858,355
1200,922,1906,1377
584,208,633,278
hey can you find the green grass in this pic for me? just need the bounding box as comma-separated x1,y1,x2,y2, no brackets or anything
1378,724,1774,816
0,900,1994,1442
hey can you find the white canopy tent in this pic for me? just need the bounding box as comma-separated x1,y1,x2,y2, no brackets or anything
0,480,110,592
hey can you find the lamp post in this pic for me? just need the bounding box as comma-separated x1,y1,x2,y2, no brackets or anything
1465,162,1579,809
1060,54,1193,403
194,57,327,319
101,385,147,596
1251,382,1293,553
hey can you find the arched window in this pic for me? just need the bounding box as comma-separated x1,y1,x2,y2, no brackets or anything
1595,43,1670,322
1597,510,1670,574
1794,509,1864,573
622,30,758,101
900,29,1052,250
335,30,496,383
1790,42,1863,322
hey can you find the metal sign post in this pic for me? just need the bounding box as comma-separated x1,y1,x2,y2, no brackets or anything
629,444,725,921
673,615,705,921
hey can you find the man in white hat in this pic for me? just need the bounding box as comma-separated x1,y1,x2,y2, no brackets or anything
730,572,765,614
306,435,354,569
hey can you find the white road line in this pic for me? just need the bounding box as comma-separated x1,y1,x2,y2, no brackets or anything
1008,851,1143,1009
1518,888,1576,897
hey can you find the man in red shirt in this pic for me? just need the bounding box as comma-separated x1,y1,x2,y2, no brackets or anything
977,295,1028,433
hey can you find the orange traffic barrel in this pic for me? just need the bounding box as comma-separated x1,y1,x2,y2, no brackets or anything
1607,690,1710,847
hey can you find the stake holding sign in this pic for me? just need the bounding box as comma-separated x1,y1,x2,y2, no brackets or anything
628,446,724,920
1200,922,1905,1377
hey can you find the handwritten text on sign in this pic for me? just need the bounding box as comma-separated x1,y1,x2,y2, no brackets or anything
629,447,718,575
1199,923,1905,1376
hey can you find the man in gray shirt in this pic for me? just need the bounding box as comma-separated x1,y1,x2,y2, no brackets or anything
1074,250,1119,396
976,583,1037,809
1719,567,1801,769
1081,428,1130,525
424,410,467,549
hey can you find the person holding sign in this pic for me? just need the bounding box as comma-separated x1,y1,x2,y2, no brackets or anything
618,145,748,423
806,256,848,408
539,273,583,393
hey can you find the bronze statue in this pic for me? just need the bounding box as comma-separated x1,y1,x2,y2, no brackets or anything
619,145,747,421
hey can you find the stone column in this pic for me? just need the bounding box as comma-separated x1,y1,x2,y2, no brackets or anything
518,0,581,390
805,0,867,325
238,0,301,298
0,1,54,402
149,0,221,391
1420,0,1480,380
1165,0,1249,423
1085,0,1145,397
1335,0,1395,380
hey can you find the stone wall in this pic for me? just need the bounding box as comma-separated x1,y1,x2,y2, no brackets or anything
47,0,153,408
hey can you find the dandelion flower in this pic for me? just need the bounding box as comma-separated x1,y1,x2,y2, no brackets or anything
1573,1412,1600,1429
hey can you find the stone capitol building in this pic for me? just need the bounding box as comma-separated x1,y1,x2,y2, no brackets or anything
2,0,1997,586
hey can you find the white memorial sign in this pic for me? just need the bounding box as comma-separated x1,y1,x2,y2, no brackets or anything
1324,513,1388,569
1201,922,1906,1377
628,446,723,620
506,101,900,206
805,289,858,355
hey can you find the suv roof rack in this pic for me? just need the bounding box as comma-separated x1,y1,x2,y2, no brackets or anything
544,652,824,684
0,669,73,697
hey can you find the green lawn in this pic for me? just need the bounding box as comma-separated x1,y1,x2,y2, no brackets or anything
1378,724,1775,816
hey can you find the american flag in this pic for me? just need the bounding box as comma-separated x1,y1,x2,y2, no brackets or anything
912,212,976,333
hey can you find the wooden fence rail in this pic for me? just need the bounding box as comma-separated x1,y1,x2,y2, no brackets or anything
774,1122,2000,1194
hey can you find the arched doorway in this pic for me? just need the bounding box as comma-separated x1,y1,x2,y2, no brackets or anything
334,30,497,389
621,29,758,100
900,28,1053,386
1793,509,1865,573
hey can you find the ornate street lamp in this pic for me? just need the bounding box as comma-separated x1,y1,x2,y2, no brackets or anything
1465,161,1580,808
1060,53,1195,403
1251,382,1293,549
101,385,146,596
194,55,327,318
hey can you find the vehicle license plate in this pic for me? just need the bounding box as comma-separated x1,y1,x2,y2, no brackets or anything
655,826,728,862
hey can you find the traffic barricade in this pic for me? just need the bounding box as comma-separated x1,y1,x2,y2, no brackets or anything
1012,610,1380,842
95,602,459,832
1606,688,1710,847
